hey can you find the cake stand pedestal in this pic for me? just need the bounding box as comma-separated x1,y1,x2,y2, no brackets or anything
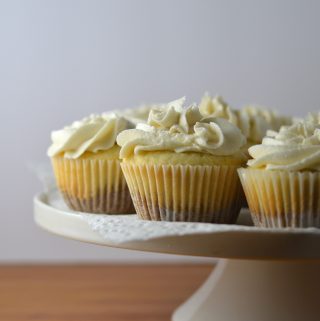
173,259,320,321
34,192,320,321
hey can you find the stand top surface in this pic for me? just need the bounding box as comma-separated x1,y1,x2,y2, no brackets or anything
34,192,320,260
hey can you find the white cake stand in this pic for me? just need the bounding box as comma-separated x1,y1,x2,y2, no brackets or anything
34,192,320,321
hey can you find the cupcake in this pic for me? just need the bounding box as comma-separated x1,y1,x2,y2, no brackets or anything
238,119,320,228
48,113,135,214
117,97,248,223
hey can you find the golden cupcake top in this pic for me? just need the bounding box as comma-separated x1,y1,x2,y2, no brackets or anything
198,93,292,144
117,97,247,159
248,119,320,171
48,113,133,159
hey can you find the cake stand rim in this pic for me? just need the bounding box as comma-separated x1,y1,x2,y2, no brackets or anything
33,192,320,260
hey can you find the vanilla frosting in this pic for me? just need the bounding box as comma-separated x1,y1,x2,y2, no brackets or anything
248,120,320,171
117,98,247,159
48,113,132,159
199,94,238,125
305,112,320,124
199,94,292,143
238,105,292,143
120,104,152,125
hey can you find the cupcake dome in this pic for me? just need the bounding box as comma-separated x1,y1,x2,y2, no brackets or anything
247,120,320,171
118,97,246,160
48,113,129,159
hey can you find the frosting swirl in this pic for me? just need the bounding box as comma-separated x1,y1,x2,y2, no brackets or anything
120,104,152,125
305,112,320,124
199,94,292,143
119,98,186,126
199,94,238,125
48,113,132,159
148,97,185,128
248,120,320,171
238,105,292,143
117,98,246,159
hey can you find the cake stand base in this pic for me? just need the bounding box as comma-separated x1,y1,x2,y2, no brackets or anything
173,259,320,321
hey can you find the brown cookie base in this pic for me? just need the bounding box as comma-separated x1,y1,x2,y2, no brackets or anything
61,188,135,214
131,193,242,223
239,168,320,228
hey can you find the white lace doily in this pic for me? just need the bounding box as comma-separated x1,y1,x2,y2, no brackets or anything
47,190,319,244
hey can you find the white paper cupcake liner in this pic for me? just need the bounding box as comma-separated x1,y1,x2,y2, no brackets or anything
121,162,243,223
238,168,320,228
52,157,135,214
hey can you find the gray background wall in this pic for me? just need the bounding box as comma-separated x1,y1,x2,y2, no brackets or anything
1,0,319,262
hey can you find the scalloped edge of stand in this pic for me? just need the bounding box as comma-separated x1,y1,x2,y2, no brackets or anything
34,192,320,260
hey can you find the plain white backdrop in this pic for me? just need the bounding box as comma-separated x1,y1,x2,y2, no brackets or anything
0,0,319,262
